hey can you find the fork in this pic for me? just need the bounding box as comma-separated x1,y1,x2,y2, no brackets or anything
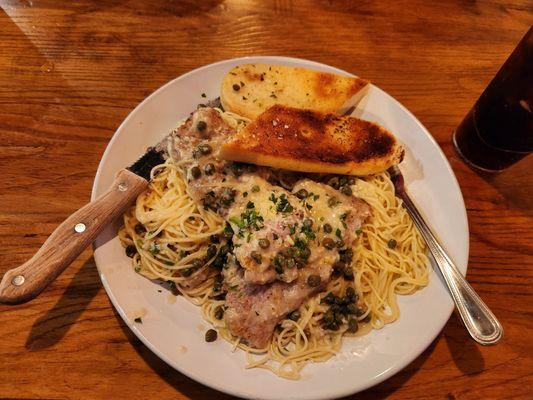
388,165,503,345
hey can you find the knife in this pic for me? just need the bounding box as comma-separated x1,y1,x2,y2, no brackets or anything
388,165,503,345
0,147,165,304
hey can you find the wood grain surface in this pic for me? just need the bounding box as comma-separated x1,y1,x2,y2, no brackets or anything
0,1,532,399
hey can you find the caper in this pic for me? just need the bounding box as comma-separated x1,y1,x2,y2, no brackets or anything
213,281,222,293
341,185,353,196
168,281,181,296
332,261,345,276
205,329,218,342
339,248,354,263
134,224,146,234
284,247,296,257
220,188,236,205
250,251,262,264
343,266,354,280
274,253,286,267
322,237,336,250
223,224,234,239
251,185,260,193
330,304,341,314
336,239,344,248
274,264,283,275
295,188,308,199
323,310,335,325
323,223,332,233
286,257,296,269
339,176,348,186
307,274,321,287
125,245,137,258
204,163,215,175
190,166,201,179
196,120,207,131
295,258,305,269
299,246,311,260
388,239,398,249
327,197,338,207
258,238,270,249
192,258,203,269
322,292,336,305
214,307,224,320
232,163,244,177
329,177,340,189
198,143,212,155
206,244,217,259
288,310,301,321
346,286,356,300
192,148,202,159
210,234,220,243
181,268,192,277
355,308,366,317
346,303,358,315
303,218,313,228
328,321,340,331
347,318,358,333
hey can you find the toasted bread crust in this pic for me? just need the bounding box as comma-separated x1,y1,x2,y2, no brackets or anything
220,64,369,120
219,105,404,175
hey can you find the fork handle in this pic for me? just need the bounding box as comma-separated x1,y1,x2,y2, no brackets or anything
0,170,147,304
401,194,503,345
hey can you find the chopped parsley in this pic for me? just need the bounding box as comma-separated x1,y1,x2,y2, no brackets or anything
335,228,342,239
229,216,244,229
246,201,255,209
301,223,316,241
294,237,307,249
230,210,264,235
276,193,293,213
149,243,160,255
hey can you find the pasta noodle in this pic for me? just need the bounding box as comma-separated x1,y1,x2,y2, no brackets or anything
119,157,429,379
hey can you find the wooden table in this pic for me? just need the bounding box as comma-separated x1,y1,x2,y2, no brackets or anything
1,1,531,399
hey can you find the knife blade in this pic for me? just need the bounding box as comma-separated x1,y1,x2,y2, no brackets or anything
0,146,166,304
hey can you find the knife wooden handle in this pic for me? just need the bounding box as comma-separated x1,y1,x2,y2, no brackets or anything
0,169,148,304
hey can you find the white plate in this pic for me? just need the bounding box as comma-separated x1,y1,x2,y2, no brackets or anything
92,56,468,400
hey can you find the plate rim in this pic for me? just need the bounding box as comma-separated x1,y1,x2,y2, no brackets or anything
91,56,469,399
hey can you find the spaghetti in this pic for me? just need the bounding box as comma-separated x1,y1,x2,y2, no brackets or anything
119,155,429,379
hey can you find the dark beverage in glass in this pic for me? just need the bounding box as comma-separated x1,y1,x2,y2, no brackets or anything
453,27,533,172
